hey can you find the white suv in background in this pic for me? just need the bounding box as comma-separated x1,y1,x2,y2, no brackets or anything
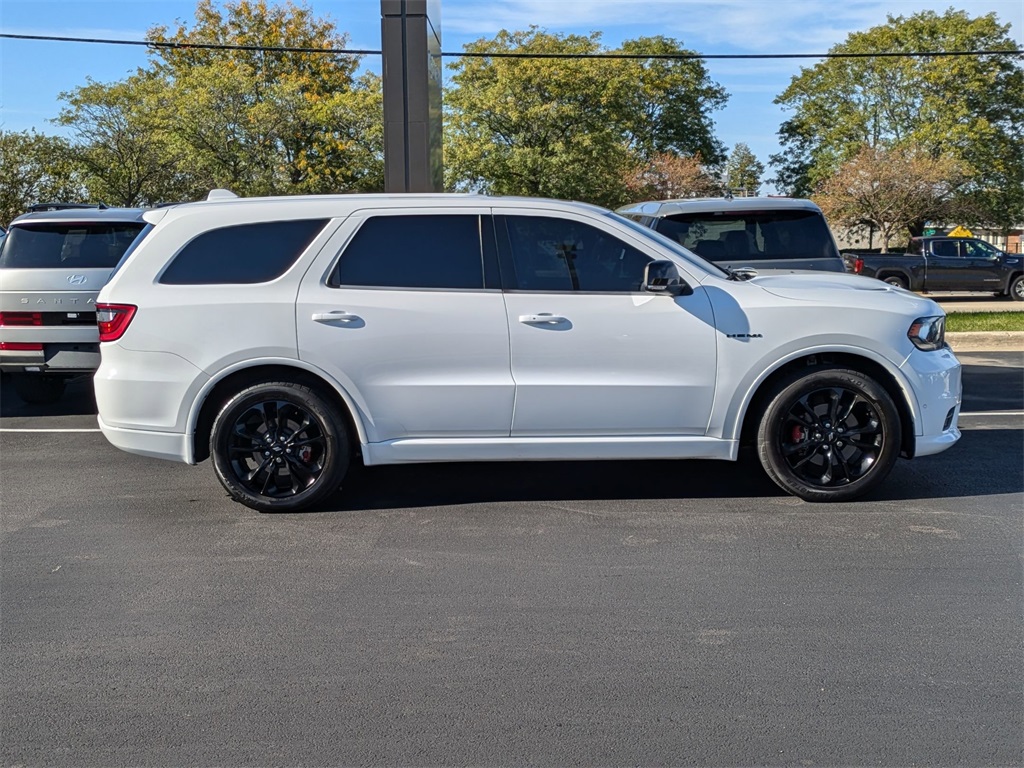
94,192,961,512
0,206,149,403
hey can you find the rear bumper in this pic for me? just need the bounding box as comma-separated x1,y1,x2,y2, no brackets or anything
97,415,192,464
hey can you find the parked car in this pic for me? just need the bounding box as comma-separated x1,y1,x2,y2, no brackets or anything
843,236,1024,300
616,196,846,273
94,192,961,512
0,206,149,403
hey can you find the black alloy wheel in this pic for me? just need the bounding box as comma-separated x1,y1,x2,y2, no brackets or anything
211,381,350,512
758,368,901,502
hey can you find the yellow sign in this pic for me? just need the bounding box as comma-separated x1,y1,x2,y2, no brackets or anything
947,225,974,237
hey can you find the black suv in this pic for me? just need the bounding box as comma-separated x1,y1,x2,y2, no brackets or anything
0,206,149,403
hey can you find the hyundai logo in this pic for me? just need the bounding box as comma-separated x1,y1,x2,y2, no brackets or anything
66,274,87,285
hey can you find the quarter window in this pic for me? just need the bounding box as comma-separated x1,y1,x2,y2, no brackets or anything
159,219,328,285
330,215,486,290
498,215,651,292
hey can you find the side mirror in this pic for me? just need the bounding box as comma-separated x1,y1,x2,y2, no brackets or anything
644,260,693,296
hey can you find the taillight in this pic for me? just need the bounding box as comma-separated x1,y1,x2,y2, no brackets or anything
0,342,43,351
0,311,43,326
96,303,137,342
854,258,864,274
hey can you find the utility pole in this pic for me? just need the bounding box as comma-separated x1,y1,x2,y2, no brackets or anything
380,0,443,192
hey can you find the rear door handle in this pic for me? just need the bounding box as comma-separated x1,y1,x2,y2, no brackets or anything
519,313,568,325
312,310,361,324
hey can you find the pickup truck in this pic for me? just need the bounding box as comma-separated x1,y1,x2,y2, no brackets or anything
843,236,1024,300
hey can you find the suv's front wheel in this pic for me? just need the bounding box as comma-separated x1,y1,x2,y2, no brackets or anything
210,381,350,512
757,367,901,502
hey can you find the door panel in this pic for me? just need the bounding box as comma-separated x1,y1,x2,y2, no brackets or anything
296,210,514,443
494,211,717,437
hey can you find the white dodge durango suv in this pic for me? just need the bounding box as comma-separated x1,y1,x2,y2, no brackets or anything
94,192,961,512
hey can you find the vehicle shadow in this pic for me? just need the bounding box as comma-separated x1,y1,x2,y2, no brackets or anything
0,374,97,418
309,426,1023,512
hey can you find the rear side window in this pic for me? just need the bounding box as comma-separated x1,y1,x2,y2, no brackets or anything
654,209,839,263
160,219,328,285
0,223,146,269
330,215,487,290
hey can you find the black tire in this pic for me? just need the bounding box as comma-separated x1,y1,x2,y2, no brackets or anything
210,381,350,512
12,374,66,405
757,367,901,502
882,275,908,290
1007,274,1024,302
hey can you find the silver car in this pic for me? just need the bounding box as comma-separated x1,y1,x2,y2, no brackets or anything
0,206,149,403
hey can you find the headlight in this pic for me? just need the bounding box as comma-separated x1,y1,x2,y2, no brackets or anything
908,315,946,351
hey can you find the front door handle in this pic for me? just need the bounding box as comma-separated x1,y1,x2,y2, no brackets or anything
519,313,568,325
312,310,361,324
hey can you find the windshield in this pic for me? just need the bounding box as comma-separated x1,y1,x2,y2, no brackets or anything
0,222,147,269
652,209,840,264
604,212,730,278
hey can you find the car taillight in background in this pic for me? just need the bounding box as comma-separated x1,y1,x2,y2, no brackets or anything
96,303,137,342
0,311,43,326
853,258,864,274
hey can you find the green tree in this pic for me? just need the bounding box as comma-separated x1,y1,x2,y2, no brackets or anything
56,72,202,206
814,145,966,252
724,143,764,196
444,28,727,208
148,0,383,195
772,10,1023,229
0,131,86,225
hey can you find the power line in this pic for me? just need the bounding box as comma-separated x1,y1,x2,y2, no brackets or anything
1,32,1021,60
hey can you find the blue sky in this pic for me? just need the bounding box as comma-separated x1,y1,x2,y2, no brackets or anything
2,0,1021,189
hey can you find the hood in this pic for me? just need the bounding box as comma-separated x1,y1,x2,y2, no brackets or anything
749,271,941,314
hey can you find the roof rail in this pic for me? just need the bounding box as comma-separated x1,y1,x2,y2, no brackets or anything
206,189,239,201
25,202,108,212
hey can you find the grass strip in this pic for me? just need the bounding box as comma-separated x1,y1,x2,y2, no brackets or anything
946,312,1024,333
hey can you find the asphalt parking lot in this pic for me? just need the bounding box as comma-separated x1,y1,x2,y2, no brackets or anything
1,351,1021,767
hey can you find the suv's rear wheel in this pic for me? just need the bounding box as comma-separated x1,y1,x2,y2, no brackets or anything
757,368,901,502
12,374,67,405
210,381,350,512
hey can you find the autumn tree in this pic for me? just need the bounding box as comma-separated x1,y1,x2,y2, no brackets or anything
147,0,383,195
772,9,1023,229
0,131,86,225
624,153,722,201
813,145,965,252
724,143,764,196
444,28,727,208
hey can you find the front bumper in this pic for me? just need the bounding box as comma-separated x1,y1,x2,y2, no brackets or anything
900,345,962,458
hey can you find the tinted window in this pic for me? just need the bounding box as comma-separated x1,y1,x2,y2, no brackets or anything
498,215,651,292
930,240,959,258
0,223,146,269
962,240,999,259
654,209,839,263
160,219,327,285
331,215,484,290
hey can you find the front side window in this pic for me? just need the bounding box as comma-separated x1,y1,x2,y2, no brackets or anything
0,222,146,269
962,240,999,259
498,215,652,292
160,219,328,285
654,209,840,263
330,215,486,290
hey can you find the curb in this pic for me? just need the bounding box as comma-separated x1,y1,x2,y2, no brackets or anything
946,331,1024,353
